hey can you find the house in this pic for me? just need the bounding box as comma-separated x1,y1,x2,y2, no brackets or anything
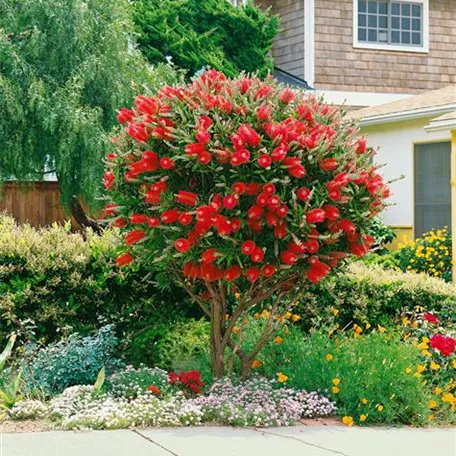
348,85,456,246
254,0,456,108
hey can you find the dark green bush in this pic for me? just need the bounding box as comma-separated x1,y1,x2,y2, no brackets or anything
133,0,279,77
0,215,199,364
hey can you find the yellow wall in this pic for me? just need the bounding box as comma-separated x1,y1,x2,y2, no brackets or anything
387,226,414,250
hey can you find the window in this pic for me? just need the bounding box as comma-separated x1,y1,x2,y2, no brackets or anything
354,0,429,52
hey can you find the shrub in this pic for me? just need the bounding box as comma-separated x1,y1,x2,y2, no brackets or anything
0,214,197,364
107,365,169,399
105,70,389,378
8,399,47,420
133,0,279,78
23,325,123,396
396,228,452,281
365,216,396,252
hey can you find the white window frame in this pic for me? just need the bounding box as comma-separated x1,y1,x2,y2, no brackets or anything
353,0,429,53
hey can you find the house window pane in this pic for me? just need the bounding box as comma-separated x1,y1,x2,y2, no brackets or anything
402,17,411,30
412,18,421,31
358,28,367,41
368,29,378,41
391,16,400,29
391,30,400,42
368,1,378,13
379,15,388,28
359,14,367,26
391,3,400,15
412,32,421,44
401,3,411,15
359,0,367,12
412,4,421,17
402,31,411,44
368,14,377,27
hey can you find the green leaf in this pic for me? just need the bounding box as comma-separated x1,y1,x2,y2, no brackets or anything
0,334,16,371
93,366,106,396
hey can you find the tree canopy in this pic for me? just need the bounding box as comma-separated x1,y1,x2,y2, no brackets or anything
133,0,279,78
0,0,178,214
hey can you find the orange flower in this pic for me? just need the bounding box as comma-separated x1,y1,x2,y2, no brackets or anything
251,359,262,369
274,336,284,345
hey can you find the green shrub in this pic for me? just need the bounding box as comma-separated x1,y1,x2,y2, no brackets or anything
133,0,279,78
0,214,199,364
23,325,123,396
365,217,396,252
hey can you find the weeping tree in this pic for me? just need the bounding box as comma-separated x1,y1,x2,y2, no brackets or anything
0,0,179,229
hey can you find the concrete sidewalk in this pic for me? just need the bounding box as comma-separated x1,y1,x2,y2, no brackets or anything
1,426,455,456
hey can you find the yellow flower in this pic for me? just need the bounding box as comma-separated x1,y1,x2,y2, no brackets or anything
332,378,341,386
376,404,384,412
332,309,340,316
261,310,271,319
274,336,284,345
422,337,430,344
361,398,368,405
232,326,240,334
377,325,386,334
254,312,260,320
430,361,441,371
414,372,422,378
434,387,442,395
359,414,367,422
416,364,425,373
234,292,241,300
285,312,292,319
332,386,340,394
405,367,412,374
427,415,435,422
402,317,410,326
325,353,333,361
421,350,432,357
277,372,288,383
291,314,301,322
429,400,437,409
442,393,455,404
353,324,363,334
452,359,456,369
342,416,354,427
365,322,371,330
251,359,262,369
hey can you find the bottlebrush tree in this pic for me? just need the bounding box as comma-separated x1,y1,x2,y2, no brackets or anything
104,70,390,379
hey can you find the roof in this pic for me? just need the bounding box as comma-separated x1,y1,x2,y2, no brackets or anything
424,109,456,133
273,67,313,91
348,85,456,126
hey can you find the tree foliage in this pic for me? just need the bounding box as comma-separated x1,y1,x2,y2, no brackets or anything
104,70,390,379
133,0,279,78
0,0,179,210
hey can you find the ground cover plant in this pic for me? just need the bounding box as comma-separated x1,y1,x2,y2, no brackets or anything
104,69,390,379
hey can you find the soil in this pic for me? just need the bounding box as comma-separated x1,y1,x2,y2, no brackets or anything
0,419,53,433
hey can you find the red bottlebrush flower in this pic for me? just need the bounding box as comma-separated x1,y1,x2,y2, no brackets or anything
127,123,149,142
196,130,211,144
201,248,217,264
350,242,367,257
177,191,198,206
297,187,311,201
328,188,342,201
423,312,439,324
256,193,269,207
305,239,319,254
256,105,271,121
145,191,161,204
238,124,261,147
258,155,272,168
223,194,239,210
130,213,148,225
276,205,288,218
231,218,241,232
147,385,162,397
135,95,159,115
247,219,263,233
271,142,289,162
231,133,246,150
265,211,279,227
197,115,213,130
246,267,261,283
187,230,199,246
117,108,135,124
160,157,175,169
168,371,179,384
196,205,215,221
281,250,297,265
218,220,233,236
225,265,242,282
103,171,115,190
114,217,127,228
430,334,456,357
178,212,193,226
241,240,256,255
288,241,306,254
319,158,338,171
261,264,276,277
116,252,134,268
185,143,206,157
268,194,281,210
161,209,180,224
355,137,367,154
232,181,247,195
104,203,117,216
148,217,160,227
288,165,306,178
175,238,191,253
280,88,295,104
247,205,264,220
231,149,250,166
251,247,264,263
125,229,146,245
306,208,326,224
198,151,212,165
106,153,116,161
245,183,262,195
263,183,276,195
274,221,287,239
339,218,356,233
323,204,340,220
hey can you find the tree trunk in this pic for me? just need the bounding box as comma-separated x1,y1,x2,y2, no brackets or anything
240,358,252,381
209,294,225,379
70,198,103,234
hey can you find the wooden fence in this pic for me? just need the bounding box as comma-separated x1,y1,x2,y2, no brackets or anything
0,181,80,229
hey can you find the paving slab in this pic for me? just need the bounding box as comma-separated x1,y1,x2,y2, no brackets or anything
264,425,456,456
0,430,170,456
137,426,336,456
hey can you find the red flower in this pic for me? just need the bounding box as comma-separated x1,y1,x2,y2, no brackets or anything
178,212,193,226
130,213,148,225
104,203,117,216
225,265,242,282
116,253,134,268
241,240,256,255
196,130,211,144
265,211,279,227
339,218,356,233
305,239,319,254
201,248,217,264
297,187,310,201
175,238,191,253
168,371,179,384
238,124,261,147
177,191,198,206
319,158,338,171
160,157,175,169
274,221,287,239
125,229,146,245
355,137,367,154
263,183,276,195
288,241,306,254
247,205,264,220
256,105,271,121
103,171,115,190
258,155,272,168
148,217,160,227
246,267,261,283
232,182,247,195
251,247,264,263
185,143,207,156
280,88,295,104
271,142,289,162
245,183,262,195
135,95,159,115
114,217,127,228
276,205,288,218
197,115,213,130
280,250,297,265
223,194,239,210
198,151,211,165
147,385,162,396
423,312,439,324
328,188,341,201
117,108,135,124
306,208,326,224
288,165,306,178
256,193,269,207
261,264,276,277
161,209,180,224
430,334,456,357
350,242,367,257
127,123,149,142
323,204,340,220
